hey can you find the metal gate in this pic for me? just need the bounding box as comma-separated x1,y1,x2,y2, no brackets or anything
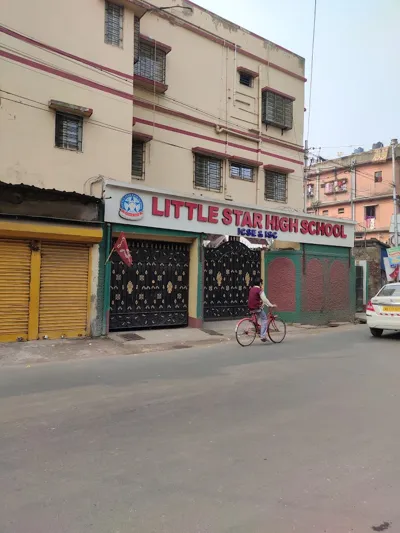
109,240,189,330
39,242,90,339
203,240,261,320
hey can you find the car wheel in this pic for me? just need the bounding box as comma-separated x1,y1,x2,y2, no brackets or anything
370,328,383,338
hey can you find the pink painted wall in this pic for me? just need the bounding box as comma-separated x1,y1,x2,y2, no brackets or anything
319,198,393,243
308,160,396,205
307,158,398,243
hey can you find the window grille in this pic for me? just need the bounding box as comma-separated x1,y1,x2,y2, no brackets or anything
265,170,287,202
230,163,254,181
239,72,253,87
134,40,166,83
262,91,293,130
194,154,222,191
105,1,124,47
55,112,83,151
132,139,145,179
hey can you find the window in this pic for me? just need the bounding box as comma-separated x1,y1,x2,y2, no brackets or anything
322,209,328,215
55,112,83,151
105,1,124,47
307,183,314,197
374,171,383,183
324,178,347,194
365,205,376,218
262,90,293,130
135,40,166,84
230,162,254,181
132,139,145,179
338,208,344,214
194,154,222,191
379,285,400,297
239,72,253,87
134,16,140,64
264,170,287,202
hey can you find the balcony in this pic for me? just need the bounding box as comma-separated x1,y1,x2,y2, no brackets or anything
323,178,348,195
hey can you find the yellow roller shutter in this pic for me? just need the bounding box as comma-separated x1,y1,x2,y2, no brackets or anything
0,239,31,342
39,242,90,339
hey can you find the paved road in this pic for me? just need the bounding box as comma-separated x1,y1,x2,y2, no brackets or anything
0,325,399,533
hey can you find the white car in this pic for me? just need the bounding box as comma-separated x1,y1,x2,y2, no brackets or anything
366,283,400,337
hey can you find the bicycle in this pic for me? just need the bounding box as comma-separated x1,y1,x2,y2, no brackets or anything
235,307,287,346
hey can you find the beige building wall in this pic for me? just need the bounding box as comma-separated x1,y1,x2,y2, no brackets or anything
0,0,138,195
134,0,305,209
0,0,305,209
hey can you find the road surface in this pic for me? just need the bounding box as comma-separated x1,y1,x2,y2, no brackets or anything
0,325,399,533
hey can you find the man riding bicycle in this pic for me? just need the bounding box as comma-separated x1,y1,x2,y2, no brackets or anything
248,277,276,342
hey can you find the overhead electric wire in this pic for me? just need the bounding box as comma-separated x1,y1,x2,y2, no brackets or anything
306,0,317,142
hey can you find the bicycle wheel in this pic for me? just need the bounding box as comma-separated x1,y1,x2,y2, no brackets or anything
267,316,286,343
236,318,257,347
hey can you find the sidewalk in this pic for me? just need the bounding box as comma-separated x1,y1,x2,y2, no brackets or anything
0,320,356,367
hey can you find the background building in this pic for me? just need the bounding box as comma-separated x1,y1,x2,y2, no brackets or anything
306,144,400,245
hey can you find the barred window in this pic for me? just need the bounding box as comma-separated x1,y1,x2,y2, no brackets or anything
134,16,140,64
132,139,145,179
265,170,287,202
105,1,124,47
55,112,83,151
194,154,222,191
134,40,166,84
230,162,254,181
262,91,293,130
239,72,253,87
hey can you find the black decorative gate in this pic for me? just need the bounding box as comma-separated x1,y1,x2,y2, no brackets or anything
109,240,189,330
203,240,261,320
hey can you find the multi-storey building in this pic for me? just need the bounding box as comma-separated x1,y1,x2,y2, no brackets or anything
307,145,399,244
0,0,355,342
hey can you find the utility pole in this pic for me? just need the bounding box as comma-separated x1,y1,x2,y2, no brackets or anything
303,140,309,213
350,159,356,221
391,138,398,247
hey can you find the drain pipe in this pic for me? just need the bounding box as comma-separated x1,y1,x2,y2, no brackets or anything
256,64,262,205
215,125,260,143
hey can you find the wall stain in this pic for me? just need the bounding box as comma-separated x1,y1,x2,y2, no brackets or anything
371,522,391,532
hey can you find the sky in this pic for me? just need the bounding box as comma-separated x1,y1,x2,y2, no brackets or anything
193,0,400,160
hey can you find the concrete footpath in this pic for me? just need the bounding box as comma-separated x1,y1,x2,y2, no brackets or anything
0,319,357,367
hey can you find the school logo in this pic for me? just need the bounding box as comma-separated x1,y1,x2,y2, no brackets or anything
119,193,144,221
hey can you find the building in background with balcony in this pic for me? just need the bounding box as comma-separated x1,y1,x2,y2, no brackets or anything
306,144,400,245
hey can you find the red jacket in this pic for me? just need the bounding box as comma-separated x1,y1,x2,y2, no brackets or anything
248,286,262,310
